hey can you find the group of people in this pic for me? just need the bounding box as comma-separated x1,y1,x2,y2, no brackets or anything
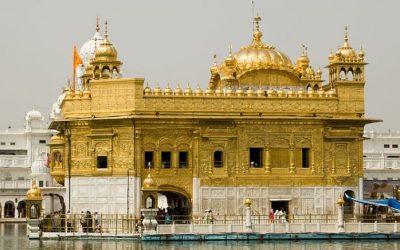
79,209,101,233
203,209,215,224
269,208,287,223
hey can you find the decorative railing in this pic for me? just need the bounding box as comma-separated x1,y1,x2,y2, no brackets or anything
0,155,28,168
39,213,394,234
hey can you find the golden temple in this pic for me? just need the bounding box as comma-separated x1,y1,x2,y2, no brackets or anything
49,17,378,217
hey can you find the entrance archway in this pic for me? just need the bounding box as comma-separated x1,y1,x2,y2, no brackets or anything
4,201,15,218
17,200,26,218
344,190,355,219
157,185,191,223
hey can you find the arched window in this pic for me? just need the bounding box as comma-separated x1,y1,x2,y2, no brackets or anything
102,67,110,79
339,68,346,80
4,201,15,218
355,68,362,81
214,151,223,168
347,68,354,81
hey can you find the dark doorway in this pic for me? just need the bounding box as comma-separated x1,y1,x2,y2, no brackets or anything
158,191,191,223
271,200,289,215
4,201,15,218
17,200,26,218
344,190,355,220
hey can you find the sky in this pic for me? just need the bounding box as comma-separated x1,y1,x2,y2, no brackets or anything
0,0,398,132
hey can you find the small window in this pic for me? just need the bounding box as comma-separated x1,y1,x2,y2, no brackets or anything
387,155,400,158
388,178,393,181
384,144,390,148
97,156,108,169
161,152,171,168
144,151,154,168
5,177,12,181
39,180,44,187
10,142,16,146
0,142,5,145
179,151,188,168
393,144,399,148
17,177,24,180
39,140,46,144
372,177,378,180
214,151,223,168
302,148,310,168
249,148,263,168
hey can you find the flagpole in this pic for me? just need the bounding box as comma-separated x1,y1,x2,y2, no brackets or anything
72,46,76,92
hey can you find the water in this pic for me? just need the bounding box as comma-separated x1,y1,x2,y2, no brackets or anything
1,223,400,250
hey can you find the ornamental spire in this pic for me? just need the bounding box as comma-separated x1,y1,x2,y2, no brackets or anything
104,20,108,39
252,15,263,45
96,16,100,32
343,25,349,47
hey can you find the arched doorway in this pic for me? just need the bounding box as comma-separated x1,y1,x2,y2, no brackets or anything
344,190,355,220
17,200,26,218
157,185,191,223
4,201,15,218
43,193,66,214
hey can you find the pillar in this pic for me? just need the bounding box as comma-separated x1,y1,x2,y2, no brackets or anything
264,148,271,173
244,198,252,233
337,196,345,233
192,177,200,217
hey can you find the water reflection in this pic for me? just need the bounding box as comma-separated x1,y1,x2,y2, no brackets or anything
1,224,399,250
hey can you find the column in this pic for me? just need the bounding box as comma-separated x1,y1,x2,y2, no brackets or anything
289,145,295,174
337,196,345,233
192,177,200,217
310,148,315,173
264,147,271,173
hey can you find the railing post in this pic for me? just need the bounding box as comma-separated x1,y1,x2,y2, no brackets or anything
116,214,118,236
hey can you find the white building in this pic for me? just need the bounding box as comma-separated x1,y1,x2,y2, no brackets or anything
363,130,400,199
0,110,56,218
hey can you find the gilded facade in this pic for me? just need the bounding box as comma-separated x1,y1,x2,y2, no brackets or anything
49,18,378,217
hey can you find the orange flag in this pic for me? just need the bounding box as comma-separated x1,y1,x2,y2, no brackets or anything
72,46,83,91
73,46,83,69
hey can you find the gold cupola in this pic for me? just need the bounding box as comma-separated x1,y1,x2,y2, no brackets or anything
208,15,300,90
84,21,123,81
27,179,42,201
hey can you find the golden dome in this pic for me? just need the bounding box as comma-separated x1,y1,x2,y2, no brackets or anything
144,83,152,96
195,85,203,96
335,26,358,60
50,134,64,145
226,86,234,96
93,21,118,61
27,180,42,201
143,173,156,189
215,87,223,96
154,83,162,96
184,84,193,96
215,15,293,83
174,84,183,95
164,83,173,96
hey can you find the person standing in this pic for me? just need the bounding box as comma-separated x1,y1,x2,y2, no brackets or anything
269,209,274,223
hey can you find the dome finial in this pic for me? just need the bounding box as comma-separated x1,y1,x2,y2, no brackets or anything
96,16,100,32
104,20,108,39
252,15,263,45
213,54,217,65
301,44,308,56
344,25,349,47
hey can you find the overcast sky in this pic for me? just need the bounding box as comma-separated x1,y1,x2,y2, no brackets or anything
0,0,398,132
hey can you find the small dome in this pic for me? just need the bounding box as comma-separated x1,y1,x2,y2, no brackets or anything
144,83,152,95
184,84,193,96
94,37,118,61
26,109,43,120
174,84,183,95
143,174,156,189
80,31,104,65
195,85,203,96
26,180,42,200
154,84,162,96
164,84,173,95
335,27,359,60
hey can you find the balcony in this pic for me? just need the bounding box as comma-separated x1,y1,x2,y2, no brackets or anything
0,155,29,168
364,158,400,170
